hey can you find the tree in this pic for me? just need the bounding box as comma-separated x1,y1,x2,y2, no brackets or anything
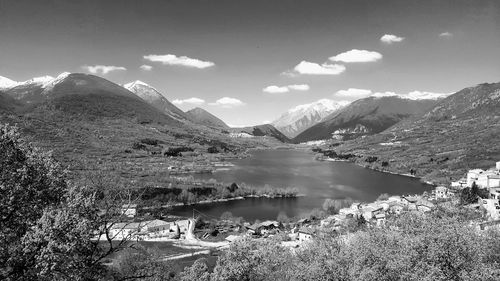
376,193,390,201
0,125,67,279
0,125,158,280
460,182,483,205
211,238,294,281
179,259,210,281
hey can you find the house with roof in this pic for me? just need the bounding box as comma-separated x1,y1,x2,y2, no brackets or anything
477,220,500,232
121,204,137,218
170,219,190,233
375,213,386,227
476,171,500,188
451,178,468,189
359,206,383,220
298,227,315,242
490,188,500,200
434,186,452,200
143,219,170,235
479,198,500,220
416,201,434,213
402,196,419,210
109,222,142,240
388,202,404,215
467,169,484,187
246,220,282,236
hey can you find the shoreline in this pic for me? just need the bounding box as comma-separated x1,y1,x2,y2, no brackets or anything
316,155,435,186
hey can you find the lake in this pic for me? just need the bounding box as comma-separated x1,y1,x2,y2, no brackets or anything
170,149,432,221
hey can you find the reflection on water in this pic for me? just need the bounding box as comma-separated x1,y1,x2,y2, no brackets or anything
170,149,432,221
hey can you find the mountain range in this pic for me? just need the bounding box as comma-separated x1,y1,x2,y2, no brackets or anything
272,99,348,138
293,95,440,143
0,72,291,187
334,82,500,183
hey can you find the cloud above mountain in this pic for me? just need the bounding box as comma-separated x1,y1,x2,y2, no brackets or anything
439,32,453,38
404,91,451,100
380,34,405,44
140,64,153,71
335,88,373,99
172,97,205,106
263,84,310,93
209,97,245,108
284,61,346,76
143,54,215,69
330,49,382,63
335,88,450,101
82,65,127,75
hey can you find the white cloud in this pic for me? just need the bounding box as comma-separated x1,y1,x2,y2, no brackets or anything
140,64,153,71
82,65,126,75
335,88,373,98
263,85,289,94
380,34,405,44
330,49,382,63
370,91,450,100
143,54,215,69
262,120,271,124
335,88,451,101
209,97,245,108
370,91,397,98
404,91,451,100
439,32,453,38
285,61,346,76
288,84,310,91
263,84,310,93
172,97,205,106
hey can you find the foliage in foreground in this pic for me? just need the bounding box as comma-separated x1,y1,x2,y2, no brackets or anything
0,125,172,280
181,208,500,281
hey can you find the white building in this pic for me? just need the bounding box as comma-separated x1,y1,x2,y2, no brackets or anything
121,204,137,218
435,186,451,199
479,199,500,220
466,169,484,187
477,172,500,188
375,213,386,227
298,227,314,242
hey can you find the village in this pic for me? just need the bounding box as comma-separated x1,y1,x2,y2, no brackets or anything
102,161,500,260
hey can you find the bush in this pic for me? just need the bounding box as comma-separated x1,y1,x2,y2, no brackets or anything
140,138,160,146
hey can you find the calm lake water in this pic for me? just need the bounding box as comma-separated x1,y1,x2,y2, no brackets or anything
170,149,432,221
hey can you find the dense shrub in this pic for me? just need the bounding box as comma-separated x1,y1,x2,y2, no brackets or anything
140,138,160,146
163,146,194,157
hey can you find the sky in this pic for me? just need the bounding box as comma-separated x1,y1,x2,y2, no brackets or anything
0,0,499,126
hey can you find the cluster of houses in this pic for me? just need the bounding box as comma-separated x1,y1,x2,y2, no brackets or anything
320,195,434,231
435,161,500,229
107,207,191,240
108,219,191,240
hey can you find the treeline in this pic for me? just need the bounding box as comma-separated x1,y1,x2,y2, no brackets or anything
133,181,300,207
312,147,356,160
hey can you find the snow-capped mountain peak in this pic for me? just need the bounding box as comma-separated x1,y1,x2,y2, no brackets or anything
25,75,55,85
0,76,20,90
123,80,187,120
272,99,349,138
41,72,71,94
124,80,158,91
